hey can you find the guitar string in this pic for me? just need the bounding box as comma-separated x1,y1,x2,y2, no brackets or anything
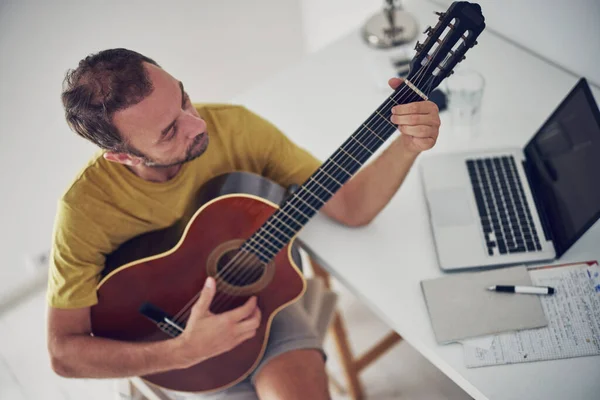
198,67,435,316
157,20,475,335
162,65,434,337
204,63,435,302
170,64,435,325
156,19,477,338
174,65,436,325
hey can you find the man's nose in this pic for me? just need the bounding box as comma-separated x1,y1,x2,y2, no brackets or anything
181,113,206,139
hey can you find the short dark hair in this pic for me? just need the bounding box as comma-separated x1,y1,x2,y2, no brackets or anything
61,48,160,152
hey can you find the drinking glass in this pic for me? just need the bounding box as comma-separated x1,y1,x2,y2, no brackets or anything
445,69,485,136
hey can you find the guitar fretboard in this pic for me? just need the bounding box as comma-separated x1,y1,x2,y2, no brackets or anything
244,85,423,263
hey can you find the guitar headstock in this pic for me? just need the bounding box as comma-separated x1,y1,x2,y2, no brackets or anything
405,1,485,97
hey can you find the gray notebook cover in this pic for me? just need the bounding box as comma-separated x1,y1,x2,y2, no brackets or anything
421,266,548,344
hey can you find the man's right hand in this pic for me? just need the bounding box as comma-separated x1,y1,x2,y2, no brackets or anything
176,276,261,368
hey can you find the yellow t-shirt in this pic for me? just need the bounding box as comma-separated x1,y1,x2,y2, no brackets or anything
47,104,321,309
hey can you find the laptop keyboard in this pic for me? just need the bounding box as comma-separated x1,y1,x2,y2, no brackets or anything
466,156,542,256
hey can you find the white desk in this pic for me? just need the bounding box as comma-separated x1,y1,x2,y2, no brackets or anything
233,2,600,399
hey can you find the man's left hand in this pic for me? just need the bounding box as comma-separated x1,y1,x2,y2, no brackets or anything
388,77,440,155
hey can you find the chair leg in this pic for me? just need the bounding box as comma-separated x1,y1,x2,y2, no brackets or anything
331,311,366,400
354,331,402,373
327,369,348,395
307,256,402,400
308,258,365,400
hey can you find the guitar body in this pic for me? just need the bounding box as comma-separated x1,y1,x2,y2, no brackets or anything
90,172,306,393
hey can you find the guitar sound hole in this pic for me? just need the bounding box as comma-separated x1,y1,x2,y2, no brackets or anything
216,249,264,287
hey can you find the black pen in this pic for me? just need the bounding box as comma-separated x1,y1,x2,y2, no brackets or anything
487,285,555,295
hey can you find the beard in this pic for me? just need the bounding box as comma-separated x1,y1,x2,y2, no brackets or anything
141,133,209,168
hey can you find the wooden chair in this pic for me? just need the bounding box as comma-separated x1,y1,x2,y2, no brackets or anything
306,254,403,400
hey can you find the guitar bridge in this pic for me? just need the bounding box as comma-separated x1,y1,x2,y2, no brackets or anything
139,302,185,338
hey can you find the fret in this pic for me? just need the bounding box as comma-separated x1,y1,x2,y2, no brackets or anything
349,132,380,157
284,190,321,216
245,240,275,259
278,202,312,227
338,147,363,166
330,150,363,176
326,159,352,178
257,226,287,247
260,220,292,246
282,201,311,221
361,123,385,142
349,135,373,154
264,219,293,240
390,86,419,105
243,240,273,264
374,110,398,131
283,199,312,220
313,175,342,197
318,167,343,186
250,234,279,255
309,176,334,196
300,186,327,206
243,84,426,263
271,210,303,231
266,217,302,246
291,190,321,210
389,91,406,106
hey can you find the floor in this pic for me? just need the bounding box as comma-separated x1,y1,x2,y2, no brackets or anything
0,0,471,399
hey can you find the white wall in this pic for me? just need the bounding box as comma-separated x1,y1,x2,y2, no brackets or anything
0,0,395,305
430,0,600,87
300,0,382,53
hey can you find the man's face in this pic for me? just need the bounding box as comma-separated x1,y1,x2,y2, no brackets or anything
111,63,208,168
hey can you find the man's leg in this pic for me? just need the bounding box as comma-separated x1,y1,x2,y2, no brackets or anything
253,349,330,400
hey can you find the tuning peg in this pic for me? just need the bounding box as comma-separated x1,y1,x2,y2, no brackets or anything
448,70,455,77
435,11,446,19
423,26,434,35
461,55,467,61
414,41,424,52
474,40,479,46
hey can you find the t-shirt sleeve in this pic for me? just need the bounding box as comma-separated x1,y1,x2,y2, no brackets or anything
240,107,322,190
47,200,108,309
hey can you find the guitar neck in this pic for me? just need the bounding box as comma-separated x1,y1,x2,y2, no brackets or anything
244,84,424,263
240,0,488,263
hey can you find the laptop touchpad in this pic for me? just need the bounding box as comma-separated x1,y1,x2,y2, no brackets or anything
428,188,474,226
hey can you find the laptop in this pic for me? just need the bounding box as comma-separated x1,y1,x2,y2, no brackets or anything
420,78,600,271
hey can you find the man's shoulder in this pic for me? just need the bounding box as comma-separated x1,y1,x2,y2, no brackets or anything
60,150,114,206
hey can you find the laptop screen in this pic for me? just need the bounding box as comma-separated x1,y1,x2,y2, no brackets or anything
524,78,600,258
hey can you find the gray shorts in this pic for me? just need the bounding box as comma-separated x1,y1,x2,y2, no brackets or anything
165,300,326,400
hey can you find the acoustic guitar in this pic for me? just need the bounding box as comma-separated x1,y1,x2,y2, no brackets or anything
90,1,486,393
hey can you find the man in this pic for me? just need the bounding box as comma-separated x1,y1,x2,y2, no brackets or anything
47,48,440,400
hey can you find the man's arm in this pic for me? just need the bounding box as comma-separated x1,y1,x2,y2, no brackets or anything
320,138,420,227
321,78,440,227
47,277,261,378
47,306,188,378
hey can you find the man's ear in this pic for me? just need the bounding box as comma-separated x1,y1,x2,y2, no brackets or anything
103,151,142,166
